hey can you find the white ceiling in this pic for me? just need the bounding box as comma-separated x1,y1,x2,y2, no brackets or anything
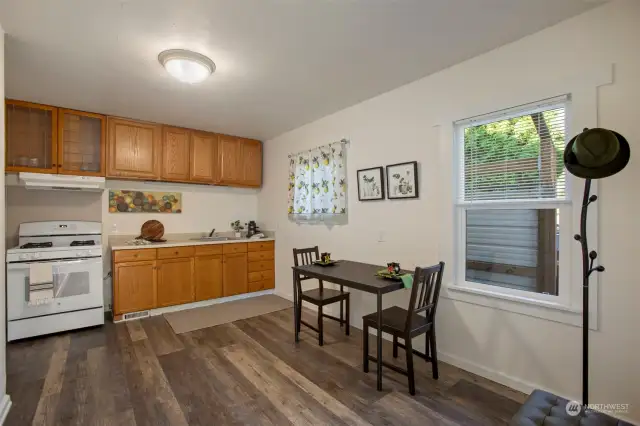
0,0,602,140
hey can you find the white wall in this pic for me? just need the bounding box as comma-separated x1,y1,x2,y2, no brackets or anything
258,1,640,422
0,26,12,423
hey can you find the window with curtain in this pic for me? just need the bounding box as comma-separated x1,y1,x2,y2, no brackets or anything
287,140,347,223
454,96,570,300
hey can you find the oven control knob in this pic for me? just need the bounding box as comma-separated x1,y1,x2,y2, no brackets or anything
19,254,29,261
32,253,41,259
76,251,88,257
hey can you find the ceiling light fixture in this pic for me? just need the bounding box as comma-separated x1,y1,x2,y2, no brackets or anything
158,49,216,84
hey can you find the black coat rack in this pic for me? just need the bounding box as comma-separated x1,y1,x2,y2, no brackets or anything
575,178,605,406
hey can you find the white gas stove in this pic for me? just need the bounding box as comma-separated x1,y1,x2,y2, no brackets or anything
7,221,104,341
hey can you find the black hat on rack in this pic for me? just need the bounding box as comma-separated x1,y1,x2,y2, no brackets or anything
564,128,630,179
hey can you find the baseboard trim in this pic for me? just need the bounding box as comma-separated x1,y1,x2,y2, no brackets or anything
0,394,12,425
113,289,276,322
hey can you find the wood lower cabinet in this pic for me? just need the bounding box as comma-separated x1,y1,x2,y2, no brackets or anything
194,255,223,301
223,252,248,296
156,257,194,307
107,117,161,179
112,241,274,318
161,126,190,181
113,260,157,315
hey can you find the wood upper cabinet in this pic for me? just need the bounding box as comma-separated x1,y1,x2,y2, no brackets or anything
107,117,161,179
161,126,190,181
113,260,157,315
240,138,262,187
190,131,218,183
223,253,248,297
194,254,223,301
58,109,106,176
218,135,262,187
218,135,243,185
5,100,58,173
156,257,194,307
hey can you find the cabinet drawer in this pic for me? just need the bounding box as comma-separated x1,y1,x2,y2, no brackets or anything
195,245,223,256
247,250,274,262
248,270,274,282
222,243,248,254
248,240,274,252
248,259,274,273
113,249,156,263
157,246,195,259
248,278,275,293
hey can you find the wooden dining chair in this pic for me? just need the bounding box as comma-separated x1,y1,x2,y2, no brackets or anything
362,262,445,395
293,246,350,346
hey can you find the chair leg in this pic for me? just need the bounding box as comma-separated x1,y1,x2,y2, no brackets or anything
363,324,369,373
429,330,439,380
345,297,350,336
406,336,415,395
296,297,302,335
393,335,398,358
318,305,324,346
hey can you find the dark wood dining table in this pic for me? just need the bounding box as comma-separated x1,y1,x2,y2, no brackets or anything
291,260,408,391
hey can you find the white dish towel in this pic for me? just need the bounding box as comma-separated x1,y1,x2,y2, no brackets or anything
28,263,54,306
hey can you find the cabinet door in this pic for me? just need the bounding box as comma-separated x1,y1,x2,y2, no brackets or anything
114,261,157,315
241,139,262,187
194,255,223,301
107,117,161,179
223,253,248,297
58,109,106,176
190,131,218,183
157,258,194,307
218,135,243,184
161,126,190,181
6,100,58,173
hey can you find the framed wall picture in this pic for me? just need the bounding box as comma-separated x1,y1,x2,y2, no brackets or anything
357,166,385,201
386,161,419,199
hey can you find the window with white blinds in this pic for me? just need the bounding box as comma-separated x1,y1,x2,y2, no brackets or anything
456,96,568,203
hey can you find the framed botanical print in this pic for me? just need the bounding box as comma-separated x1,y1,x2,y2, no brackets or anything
386,161,419,199
357,166,385,201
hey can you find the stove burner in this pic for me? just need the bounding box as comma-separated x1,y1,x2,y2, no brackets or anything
71,240,95,247
20,242,53,249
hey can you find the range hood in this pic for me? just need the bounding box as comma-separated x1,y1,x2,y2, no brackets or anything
18,172,105,191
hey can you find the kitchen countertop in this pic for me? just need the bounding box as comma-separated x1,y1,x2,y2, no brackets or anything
109,233,275,251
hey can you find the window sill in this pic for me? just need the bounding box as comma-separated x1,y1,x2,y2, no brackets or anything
442,284,596,329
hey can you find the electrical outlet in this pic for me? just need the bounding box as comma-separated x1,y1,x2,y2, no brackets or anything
378,230,385,242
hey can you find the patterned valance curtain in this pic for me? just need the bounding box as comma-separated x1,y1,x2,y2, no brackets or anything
287,140,348,223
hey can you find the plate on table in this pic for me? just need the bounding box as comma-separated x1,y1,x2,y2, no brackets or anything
376,270,403,281
313,260,339,267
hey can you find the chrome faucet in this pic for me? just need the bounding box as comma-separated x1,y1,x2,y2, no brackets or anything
208,228,216,237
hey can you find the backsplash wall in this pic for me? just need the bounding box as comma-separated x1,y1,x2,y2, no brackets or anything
5,186,102,247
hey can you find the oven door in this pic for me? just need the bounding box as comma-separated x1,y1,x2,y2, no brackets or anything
7,257,103,321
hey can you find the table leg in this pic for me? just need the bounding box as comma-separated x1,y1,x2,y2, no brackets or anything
376,292,383,391
293,270,299,343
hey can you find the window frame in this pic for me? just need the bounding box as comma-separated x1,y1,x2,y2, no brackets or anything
451,95,584,313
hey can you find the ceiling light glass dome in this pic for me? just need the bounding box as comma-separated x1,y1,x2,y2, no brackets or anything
158,49,216,84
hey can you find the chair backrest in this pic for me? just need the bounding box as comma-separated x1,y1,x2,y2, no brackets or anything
293,246,320,268
405,262,445,331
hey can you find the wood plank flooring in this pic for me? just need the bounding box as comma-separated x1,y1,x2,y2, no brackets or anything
6,308,526,425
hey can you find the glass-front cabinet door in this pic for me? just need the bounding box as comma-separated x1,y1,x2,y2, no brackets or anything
5,100,58,173
58,109,106,176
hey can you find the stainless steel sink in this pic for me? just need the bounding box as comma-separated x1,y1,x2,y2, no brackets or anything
190,236,230,241
189,236,244,242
